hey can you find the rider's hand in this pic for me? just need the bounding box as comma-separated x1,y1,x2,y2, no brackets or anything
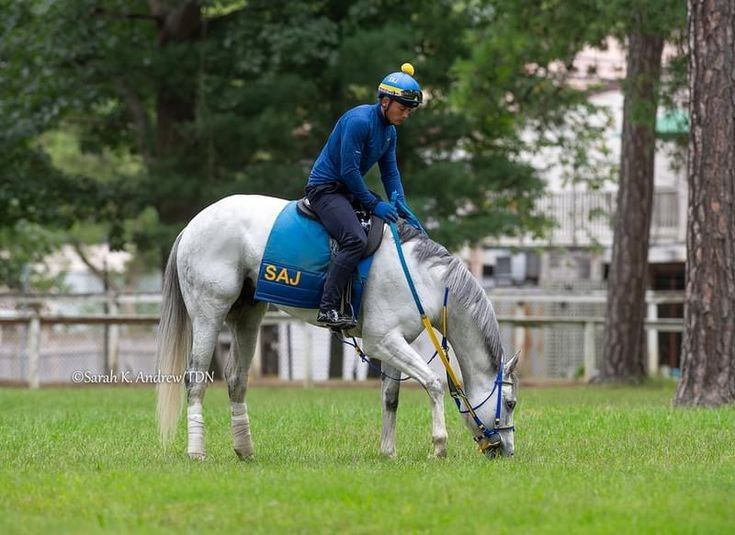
394,195,424,232
374,201,398,222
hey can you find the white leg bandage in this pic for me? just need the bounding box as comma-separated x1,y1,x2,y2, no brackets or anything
187,403,205,457
231,402,254,458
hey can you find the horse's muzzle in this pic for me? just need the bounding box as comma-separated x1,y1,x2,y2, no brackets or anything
478,434,513,459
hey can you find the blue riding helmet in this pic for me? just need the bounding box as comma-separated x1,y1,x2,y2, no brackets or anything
377,63,423,108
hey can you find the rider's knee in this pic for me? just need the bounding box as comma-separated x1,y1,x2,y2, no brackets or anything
343,232,368,253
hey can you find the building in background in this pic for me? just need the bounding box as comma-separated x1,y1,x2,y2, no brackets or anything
464,39,687,374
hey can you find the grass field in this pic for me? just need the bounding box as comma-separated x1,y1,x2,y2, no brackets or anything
1,382,733,533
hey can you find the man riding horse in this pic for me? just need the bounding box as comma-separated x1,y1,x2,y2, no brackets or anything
156,61,519,457
305,63,425,330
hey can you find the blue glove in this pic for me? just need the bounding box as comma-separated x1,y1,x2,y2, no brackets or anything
374,201,398,222
394,195,424,233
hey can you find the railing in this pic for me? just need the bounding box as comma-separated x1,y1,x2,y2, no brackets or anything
495,315,682,381
0,306,297,388
0,295,684,387
489,290,684,380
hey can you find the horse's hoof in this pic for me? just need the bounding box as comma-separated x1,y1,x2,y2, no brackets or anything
234,449,255,461
431,436,448,459
428,446,447,459
380,450,397,460
188,452,206,461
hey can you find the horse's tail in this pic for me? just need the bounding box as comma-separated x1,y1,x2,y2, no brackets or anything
156,232,191,448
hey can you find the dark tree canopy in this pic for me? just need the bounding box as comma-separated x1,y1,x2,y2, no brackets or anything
0,2,565,252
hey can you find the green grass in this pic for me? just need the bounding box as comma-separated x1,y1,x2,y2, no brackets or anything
0,382,733,534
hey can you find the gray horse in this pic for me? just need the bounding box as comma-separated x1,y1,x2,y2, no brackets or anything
156,195,518,460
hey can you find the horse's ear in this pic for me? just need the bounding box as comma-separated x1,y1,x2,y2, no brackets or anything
505,350,521,374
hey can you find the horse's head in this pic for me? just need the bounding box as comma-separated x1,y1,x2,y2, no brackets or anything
461,351,519,459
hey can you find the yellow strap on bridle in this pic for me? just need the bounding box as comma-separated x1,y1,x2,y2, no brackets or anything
421,316,462,386
421,313,494,444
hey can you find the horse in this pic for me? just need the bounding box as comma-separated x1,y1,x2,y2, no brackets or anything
155,194,518,460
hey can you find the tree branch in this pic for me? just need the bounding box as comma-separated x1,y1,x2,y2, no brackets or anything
72,242,121,292
205,6,250,32
148,0,166,18
91,7,161,22
114,79,154,167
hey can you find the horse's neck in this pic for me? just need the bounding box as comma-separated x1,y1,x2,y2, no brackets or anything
445,301,495,395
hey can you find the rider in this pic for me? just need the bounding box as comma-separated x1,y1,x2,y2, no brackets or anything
305,63,424,329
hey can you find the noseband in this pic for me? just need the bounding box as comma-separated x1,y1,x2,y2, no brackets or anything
448,355,515,453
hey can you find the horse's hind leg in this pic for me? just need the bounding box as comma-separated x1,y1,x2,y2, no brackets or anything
380,362,402,458
224,300,267,460
186,307,230,460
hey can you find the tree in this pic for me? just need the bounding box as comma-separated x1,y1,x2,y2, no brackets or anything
452,1,684,381
599,3,684,382
600,25,665,382
0,0,553,270
0,139,120,289
675,0,735,406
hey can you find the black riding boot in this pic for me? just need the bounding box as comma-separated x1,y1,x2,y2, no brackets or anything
317,259,359,329
304,184,368,329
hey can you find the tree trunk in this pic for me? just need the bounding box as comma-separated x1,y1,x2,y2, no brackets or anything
149,2,203,273
151,2,202,226
675,0,735,406
600,30,664,382
149,1,201,159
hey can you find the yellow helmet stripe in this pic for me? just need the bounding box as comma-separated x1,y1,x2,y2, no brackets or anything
378,83,404,96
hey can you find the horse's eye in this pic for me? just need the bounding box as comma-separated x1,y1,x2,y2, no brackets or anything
506,400,517,411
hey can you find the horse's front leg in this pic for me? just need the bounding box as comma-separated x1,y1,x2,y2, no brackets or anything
380,362,402,458
367,333,448,459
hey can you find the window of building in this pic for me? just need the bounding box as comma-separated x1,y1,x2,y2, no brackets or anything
496,257,512,276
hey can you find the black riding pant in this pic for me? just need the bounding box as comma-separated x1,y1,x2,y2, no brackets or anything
305,182,368,311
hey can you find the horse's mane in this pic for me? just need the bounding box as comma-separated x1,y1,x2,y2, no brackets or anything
396,223,504,368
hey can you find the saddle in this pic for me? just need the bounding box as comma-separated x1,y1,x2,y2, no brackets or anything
295,197,385,258
252,199,385,317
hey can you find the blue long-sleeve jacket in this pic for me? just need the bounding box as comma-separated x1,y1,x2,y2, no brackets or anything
307,103,405,211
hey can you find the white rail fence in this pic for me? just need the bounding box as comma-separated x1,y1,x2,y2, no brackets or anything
0,291,684,388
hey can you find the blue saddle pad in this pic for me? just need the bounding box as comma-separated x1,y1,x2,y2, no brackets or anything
253,202,375,317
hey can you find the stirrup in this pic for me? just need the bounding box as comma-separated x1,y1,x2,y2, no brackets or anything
317,309,356,329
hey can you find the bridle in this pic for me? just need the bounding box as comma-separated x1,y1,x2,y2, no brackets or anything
447,352,515,454
388,214,516,456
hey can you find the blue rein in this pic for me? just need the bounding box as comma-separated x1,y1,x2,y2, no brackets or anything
387,210,513,449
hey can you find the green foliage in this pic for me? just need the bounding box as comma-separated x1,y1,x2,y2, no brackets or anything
0,384,733,531
0,0,560,261
453,0,686,267
1,0,685,276
0,221,68,291
0,138,118,288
